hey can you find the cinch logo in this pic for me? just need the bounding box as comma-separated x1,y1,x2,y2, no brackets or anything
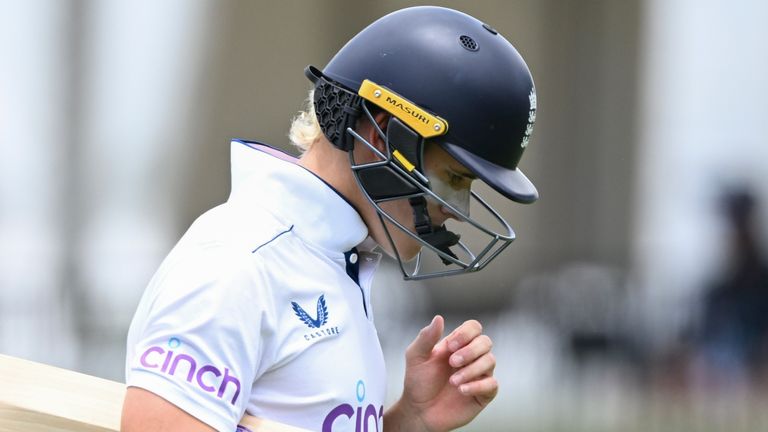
139,337,241,405
322,380,383,432
292,294,329,329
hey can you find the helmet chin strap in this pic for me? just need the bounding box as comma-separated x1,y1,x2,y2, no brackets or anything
408,196,460,264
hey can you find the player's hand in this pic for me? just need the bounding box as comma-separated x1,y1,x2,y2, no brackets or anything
386,315,498,432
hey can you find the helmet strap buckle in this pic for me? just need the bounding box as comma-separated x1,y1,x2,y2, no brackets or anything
408,196,460,265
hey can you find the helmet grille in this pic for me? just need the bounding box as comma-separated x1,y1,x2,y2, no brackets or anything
459,35,478,51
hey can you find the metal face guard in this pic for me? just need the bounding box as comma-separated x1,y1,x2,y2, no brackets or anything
347,103,516,280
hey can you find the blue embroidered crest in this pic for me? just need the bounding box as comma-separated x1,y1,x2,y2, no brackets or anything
291,295,329,329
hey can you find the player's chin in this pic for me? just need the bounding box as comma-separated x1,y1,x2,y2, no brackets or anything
398,238,423,263
379,235,422,263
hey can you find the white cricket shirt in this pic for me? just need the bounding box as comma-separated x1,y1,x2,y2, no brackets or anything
125,140,385,431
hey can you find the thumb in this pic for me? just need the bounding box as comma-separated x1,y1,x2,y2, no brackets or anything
406,315,444,364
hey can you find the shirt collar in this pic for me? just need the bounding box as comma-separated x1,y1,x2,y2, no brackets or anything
228,140,368,255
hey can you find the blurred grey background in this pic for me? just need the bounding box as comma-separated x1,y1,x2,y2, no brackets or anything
2,0,768,431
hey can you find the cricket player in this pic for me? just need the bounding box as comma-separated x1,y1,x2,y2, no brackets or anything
122,6,537,431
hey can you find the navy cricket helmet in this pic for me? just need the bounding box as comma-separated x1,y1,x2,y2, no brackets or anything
305,6,538,279
310,5,538,204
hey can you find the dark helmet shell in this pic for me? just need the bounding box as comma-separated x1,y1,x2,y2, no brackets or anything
320,6,538,203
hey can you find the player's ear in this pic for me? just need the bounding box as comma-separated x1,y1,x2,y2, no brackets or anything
366,111,390,153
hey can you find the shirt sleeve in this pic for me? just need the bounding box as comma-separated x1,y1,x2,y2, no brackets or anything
126,246,273,431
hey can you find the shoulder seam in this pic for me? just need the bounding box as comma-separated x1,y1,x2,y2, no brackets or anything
251,224,294,254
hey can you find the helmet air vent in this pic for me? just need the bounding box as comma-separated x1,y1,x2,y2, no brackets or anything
459,35,478,51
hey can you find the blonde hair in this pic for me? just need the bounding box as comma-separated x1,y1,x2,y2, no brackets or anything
288,90,322,154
